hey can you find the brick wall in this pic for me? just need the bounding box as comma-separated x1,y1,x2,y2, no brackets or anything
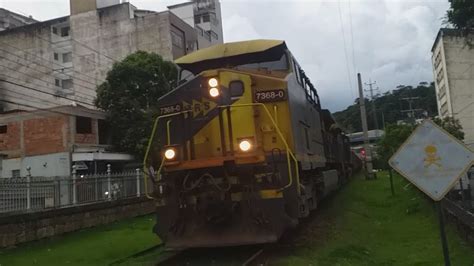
23,116,68,156
0,121,21,154
0,197,155,247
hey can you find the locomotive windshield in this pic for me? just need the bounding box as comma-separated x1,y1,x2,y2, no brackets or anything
234,54,289,72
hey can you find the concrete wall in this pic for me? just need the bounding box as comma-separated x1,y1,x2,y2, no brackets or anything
69,4,197,104
0,197,154,248
0,17,81,111
169,4,195,28
442,35,474,147
0,8,37,31
1,152,70,178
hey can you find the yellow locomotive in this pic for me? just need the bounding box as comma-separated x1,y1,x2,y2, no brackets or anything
144,40,355,248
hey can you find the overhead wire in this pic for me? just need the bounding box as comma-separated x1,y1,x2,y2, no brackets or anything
347,0,358,78
0,87,107,120
337,0,355,101
0,76,96,108
0,97,103,119
0,43,100,93
37,33,120,63
0,60,96,104
0,56,96,102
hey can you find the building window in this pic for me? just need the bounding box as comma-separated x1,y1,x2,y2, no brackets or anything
210,13,218,25
52,27,58,35
171,31,184,48
194,15,201,24
54,53,59,61
62,52,72,63
60,26,70,37
76,116,92,134
202,14,210,22
0,125,6,134
12,169,20,178
62,79,73,90
55,79,61,87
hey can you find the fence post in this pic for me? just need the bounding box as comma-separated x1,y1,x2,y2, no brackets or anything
26,166,31,210
136,168,141,197
72,164,77,205
107,164,111,200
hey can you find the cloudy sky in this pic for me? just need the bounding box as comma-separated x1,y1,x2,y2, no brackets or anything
0,0,450,112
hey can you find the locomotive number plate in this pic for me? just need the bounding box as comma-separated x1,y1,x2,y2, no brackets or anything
160,103,182,115
254,89,286,102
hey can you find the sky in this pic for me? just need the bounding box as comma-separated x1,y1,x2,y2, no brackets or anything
0,0,450,112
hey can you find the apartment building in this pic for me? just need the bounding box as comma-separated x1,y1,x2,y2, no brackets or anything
0,0,221,113
431,28,474,147
168,0,224,49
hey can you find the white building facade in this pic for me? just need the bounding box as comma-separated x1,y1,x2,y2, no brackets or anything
431,28,474,148
168,0,224,49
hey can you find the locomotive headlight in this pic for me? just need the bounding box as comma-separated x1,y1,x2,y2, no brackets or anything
209,87,220,97
239,140,252,152
208,78,218,87
164,148,176,160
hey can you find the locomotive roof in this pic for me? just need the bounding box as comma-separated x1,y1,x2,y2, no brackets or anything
175,39,287,74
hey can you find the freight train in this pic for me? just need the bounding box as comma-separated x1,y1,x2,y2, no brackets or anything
143,40,360,248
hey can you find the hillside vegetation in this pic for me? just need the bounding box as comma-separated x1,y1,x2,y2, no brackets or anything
333,83,437,133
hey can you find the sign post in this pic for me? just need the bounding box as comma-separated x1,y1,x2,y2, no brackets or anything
389,120,473,266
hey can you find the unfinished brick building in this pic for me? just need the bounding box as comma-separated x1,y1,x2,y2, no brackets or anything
0,105,132,177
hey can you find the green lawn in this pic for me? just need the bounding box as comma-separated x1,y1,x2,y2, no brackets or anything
0,215,159,266
271,172,474,265
1,172,472,266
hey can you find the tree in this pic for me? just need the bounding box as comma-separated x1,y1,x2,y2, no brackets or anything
333,82,437,133
433,116,465,140
95,51,178,158
446,0,474,34
375,124,414,169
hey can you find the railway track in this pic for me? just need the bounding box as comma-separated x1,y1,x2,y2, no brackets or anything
157,245,265,266
110,243,266,265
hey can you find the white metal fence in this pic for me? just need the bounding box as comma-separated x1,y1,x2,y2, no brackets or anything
0,168,147,215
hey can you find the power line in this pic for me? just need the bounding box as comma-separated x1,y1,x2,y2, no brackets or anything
0,87,104,118
41,34,119,63
0,56,96,102
337,0,355,101
0,38,101,88
0,77,96,108
0,62,96,105
1,86,59,109
0,79,95,110
364,79,379,134
0,98,102,119
347,0,358,74
0,44,100,93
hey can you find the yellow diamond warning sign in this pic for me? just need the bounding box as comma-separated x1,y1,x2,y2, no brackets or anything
389,120,474,201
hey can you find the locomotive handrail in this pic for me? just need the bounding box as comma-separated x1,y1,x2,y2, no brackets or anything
143,110,191,199
143,103,301,199
219,103,300,194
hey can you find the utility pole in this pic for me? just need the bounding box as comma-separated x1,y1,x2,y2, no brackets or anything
358,73,374,179
364,80,379,137
401,97,422,124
